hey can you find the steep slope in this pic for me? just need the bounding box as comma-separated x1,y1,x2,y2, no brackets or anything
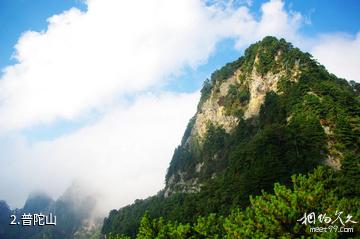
102,36,360,237
164,36,305,197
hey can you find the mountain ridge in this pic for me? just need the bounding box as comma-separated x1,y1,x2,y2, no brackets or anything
0,183,102,239
102,36,360,237
164,36,341,197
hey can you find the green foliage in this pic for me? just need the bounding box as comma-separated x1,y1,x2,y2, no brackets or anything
224,166,360,239
198,79,212,109
210,57,244,84
102,36,360,238
203,123,227,157
336,152,360,197
165,146,196,183
181,116,196,145
259,91,286,125
165,122,229,185
106,167,360,238
106,233,131,239
136,212,193,239
222,85,249,117
255,36,288,75
240,36,293,76
197,56,245,109
349,80,360,95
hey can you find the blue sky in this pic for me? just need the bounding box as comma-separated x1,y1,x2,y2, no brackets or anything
1,0,359,75
249,1,360,34
0,0,359,208
0,0,86,70
1,0,358,142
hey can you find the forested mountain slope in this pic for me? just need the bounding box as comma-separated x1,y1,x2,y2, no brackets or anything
102,36,360,238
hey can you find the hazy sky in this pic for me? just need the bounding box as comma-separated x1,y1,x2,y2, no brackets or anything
0,0,359,211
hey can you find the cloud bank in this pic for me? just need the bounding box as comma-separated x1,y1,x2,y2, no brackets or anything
311,32,360,83
0,0,358,212
0,0,305,132
0,92,199,211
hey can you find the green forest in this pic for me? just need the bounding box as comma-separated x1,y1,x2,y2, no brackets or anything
106,167,360,238
102,37,360,238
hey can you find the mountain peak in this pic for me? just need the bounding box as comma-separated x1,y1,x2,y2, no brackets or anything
23,191,53,213
164,36,354,197
102,37,360,237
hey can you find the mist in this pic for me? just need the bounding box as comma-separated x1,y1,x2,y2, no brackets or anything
1,0,359,220
0,92,199,214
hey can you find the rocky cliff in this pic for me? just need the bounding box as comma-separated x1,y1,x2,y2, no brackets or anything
164,36,332,197
102,36,360,237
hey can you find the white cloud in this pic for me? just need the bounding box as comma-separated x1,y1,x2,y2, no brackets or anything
0,0,306,132
0,1,216,131
1,0,358,213
0,92,199,210
0,0,306,211
311,32,360,83
231,0,304,48
0,0,307,211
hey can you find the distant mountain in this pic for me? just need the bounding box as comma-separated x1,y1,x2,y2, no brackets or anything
22,192,54,214
0,183,102,239
102,36,360,238
0,200,11,238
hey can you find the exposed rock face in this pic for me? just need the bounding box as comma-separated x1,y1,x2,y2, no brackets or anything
102,37,360,237
164,172,201,198
195,162,204,173
191,71,241,141
164,47,294,197
321,122,342,170
189,66,291,142
244,69,281,118
164,36,346,198
189,53,301,142
165,66,288,197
